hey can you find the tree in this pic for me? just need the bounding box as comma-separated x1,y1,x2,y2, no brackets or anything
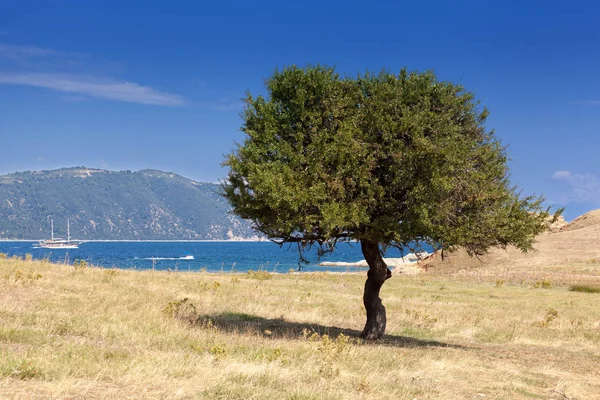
223,65,557,340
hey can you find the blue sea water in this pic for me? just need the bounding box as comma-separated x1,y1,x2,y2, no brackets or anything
0,241,419,273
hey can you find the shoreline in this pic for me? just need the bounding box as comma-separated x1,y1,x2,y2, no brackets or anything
0,239,269,243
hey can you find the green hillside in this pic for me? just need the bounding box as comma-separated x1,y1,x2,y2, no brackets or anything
0,167,257,240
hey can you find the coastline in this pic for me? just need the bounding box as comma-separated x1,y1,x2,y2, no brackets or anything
0,239,269,243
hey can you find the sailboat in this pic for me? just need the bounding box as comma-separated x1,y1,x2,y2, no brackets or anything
37,219,83,249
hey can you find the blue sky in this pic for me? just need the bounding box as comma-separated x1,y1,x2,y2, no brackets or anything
0,0,598,220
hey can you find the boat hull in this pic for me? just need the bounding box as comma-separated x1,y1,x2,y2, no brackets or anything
36,243,81,249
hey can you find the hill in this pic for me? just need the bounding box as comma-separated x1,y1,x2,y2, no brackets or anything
0,167,257,240
422,209,600,273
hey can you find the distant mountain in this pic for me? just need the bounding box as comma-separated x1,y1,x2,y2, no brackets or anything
0,167,258,240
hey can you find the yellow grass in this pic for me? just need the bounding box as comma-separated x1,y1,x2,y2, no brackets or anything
1,256,600,399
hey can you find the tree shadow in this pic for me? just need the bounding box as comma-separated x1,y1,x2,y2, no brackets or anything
193,311,466,349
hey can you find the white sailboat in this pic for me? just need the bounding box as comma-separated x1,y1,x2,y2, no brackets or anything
37,219,83,249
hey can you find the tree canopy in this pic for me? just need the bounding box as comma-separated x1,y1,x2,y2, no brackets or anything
223,65,557,339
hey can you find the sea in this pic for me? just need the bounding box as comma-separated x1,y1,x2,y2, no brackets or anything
0,240,419,273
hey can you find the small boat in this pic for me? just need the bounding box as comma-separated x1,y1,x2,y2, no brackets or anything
37,219,83,249
179,253,194,260
143,253,194,261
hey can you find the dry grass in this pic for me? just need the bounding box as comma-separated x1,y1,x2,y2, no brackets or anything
1,256,600,399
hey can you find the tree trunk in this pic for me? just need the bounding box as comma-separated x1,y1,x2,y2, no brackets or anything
360,239,392,340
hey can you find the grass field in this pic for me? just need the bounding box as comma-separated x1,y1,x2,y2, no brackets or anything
1,255,600,399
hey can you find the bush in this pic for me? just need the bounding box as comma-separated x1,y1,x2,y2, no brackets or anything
246,270,272,280
569,285,600,294
533,280,551,289
163,298,197,322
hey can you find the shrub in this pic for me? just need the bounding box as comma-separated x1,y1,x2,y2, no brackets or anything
533,280,552,289
5,270,42,285
537,308,558,327
246,270,272,280
209,344,228,359
5,359,42,380
73,259,88,270
569,285,600,294
163,298,197,322
102,269,118,282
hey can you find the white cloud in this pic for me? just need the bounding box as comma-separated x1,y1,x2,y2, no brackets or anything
0,72,185,106
551,171,572,180
552,170,600,203
0,43,62,61
0,43,186,106
0,43,88,69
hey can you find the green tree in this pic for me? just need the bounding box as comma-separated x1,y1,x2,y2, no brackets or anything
223,65,558,340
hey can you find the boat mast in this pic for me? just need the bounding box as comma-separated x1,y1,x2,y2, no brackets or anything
51,219,54,241
67,218,70,243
